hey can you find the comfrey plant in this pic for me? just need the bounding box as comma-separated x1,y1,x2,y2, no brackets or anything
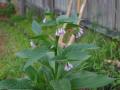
0,18,114,90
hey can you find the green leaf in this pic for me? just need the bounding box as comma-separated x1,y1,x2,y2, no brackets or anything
66,23,79,28
60,44,98,61
39,66,54,81
71,12,78,24
32,20,41,35
25,66,38,81
31,34,48,40
16,48,55,70
56,64,65,79
41,20,57,27
0,78,32,89
31,34,55,48
64,44,98,52
16,48,48,59
53,44,97,62
56,15,73,24
50,79,71,90
46,52,55,59
49,61,55,72
65,51,91,61
23,51,55,69
69,71,114,89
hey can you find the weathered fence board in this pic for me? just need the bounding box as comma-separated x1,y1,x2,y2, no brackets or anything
25,0,120,32
54,0,68,12
116,0,120,32
85,0,116,31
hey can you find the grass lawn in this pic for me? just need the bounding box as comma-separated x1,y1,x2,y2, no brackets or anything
0,20,32,79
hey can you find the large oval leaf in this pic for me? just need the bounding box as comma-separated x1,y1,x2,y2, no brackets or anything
56,15,73,24
64,44,99,52
65,51,91,61
50,79,71,90
68,71,114,89
0,78,32,90
16,48,48,59
32,20,42,35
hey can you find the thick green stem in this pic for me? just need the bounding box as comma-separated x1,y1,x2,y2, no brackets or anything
55,36,59,79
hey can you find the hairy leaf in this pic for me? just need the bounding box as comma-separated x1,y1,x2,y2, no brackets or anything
25,66,38,81
56,15,73,24
16,48,48,59
64,44,98,52
23,51,55,69
69,71,114,89
32,20,42,35
0,78,32,89
65,51,91,61
50,79,71,90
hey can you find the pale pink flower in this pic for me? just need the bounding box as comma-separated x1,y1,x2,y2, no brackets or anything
75,28,84,38
30,40,36,48
43,18,47,23
64,62,73,71
55,28,66,36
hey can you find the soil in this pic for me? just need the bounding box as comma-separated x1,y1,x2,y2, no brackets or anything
0,15,8,21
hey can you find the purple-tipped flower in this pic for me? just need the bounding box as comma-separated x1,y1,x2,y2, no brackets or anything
30,40,36,49
43,18,47,23
64,62,73,71
79,28,84,34
55,28,66,36
75,28,84,38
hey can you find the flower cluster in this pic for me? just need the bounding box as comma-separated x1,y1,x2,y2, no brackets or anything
75,28,84,38
55,28,66,36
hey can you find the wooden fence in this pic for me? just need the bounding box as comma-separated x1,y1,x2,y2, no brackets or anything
25,0,120,32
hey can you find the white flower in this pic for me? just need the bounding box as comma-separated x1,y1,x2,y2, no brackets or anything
79,28,84,34
55,28,66,36
30,40,36,48
75,28,84,38
43,18,47,23
64,62,73,71
76,32,82,38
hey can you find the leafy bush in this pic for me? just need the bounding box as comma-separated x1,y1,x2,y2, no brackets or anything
0,15,115,90
0,0,15,17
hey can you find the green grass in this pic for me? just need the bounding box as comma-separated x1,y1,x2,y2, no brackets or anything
0,20,32,79
79,30,120,88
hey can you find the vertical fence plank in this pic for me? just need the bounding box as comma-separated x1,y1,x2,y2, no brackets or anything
54,0,67,12
106,0,115,30
83,0,115,31
116,0,120,32
25,0,119,32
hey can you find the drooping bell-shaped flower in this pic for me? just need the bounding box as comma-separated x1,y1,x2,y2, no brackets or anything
55,28,66,36
43,18,47,23
64,62,73,71
30,40,36,49
75,28,84,38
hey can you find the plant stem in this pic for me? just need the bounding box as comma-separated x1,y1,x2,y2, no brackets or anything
55,36,59,79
